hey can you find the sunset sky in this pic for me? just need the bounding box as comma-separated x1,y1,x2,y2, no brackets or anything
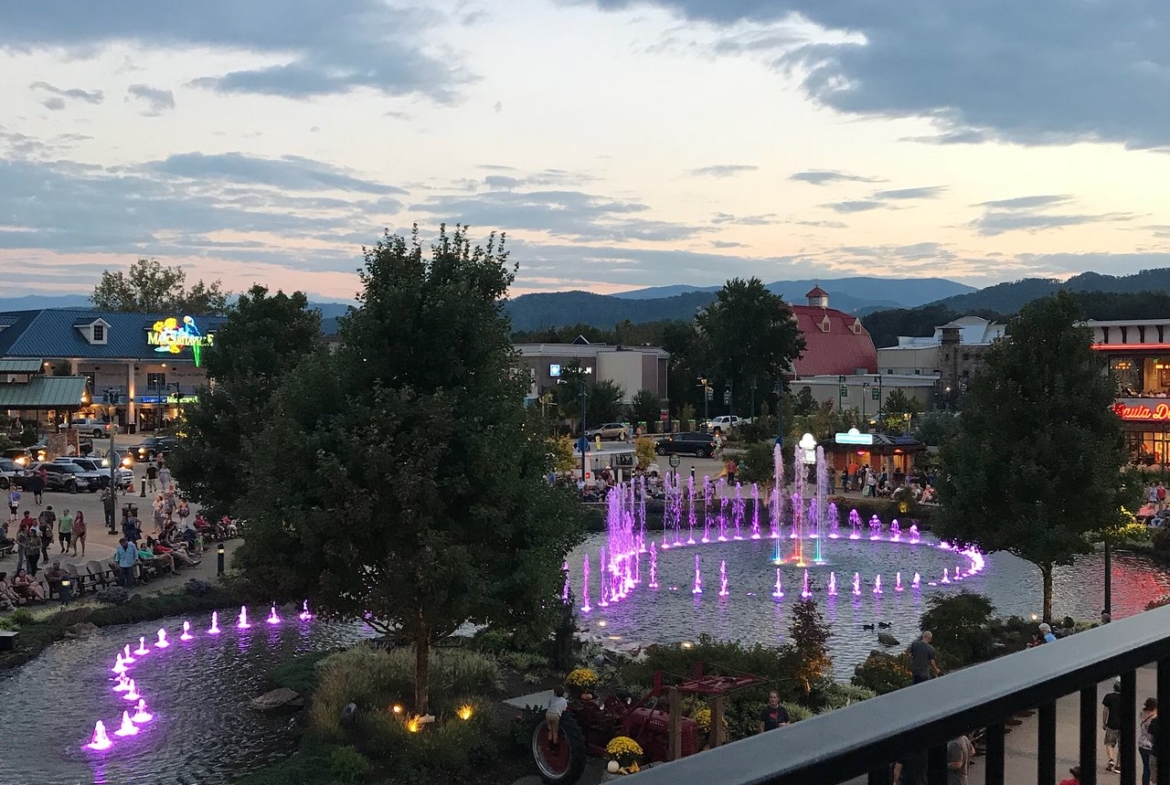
1,1,1168,301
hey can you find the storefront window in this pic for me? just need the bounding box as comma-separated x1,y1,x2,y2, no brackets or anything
1126,430,1170,465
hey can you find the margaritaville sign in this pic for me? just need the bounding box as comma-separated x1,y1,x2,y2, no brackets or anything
146,316,214,367
1113,399,1170,422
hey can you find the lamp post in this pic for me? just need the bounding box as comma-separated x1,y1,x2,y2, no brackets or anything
798,432,817,491
699,377,710,425
862,382,869,422
579,380,588,492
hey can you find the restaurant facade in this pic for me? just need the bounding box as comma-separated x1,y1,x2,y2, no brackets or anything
1088,318,1170,464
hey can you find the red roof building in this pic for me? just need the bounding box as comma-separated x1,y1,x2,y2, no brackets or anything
789,288,877,376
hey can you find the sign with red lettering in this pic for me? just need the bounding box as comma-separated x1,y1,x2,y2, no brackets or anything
1114,399,1170,422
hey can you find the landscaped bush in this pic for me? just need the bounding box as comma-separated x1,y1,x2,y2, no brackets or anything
184,578,214,596
919,591,995,666
350,698,497,774
328,745,373,783
781,702,812,723
852,650,913,695
310,645,502,739
267,650,334,695
815,682,878,711
622,635,802,703
0,608,34,629
95,586,130,605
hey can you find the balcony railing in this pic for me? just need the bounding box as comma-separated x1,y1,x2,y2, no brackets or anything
632,606,1170,785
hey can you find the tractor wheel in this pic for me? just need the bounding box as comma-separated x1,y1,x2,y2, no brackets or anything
532,711,587,785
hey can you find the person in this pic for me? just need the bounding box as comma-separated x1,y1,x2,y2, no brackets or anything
146,463,158,493
847,459,859,491
115,537,139,588
1103,678,1123,772
1058,766,1082,785
44,561,72,604
6,487,19,517
158,464,172,492
1159,483,1167,510
1039,623,1058,643
0,571,20,608
893,749,926,785
177,499,190,526
102,486,116,533
38,513,53,564
546,685,568,745
758,691,790,733
71,510,87,557
726,458,737,486
1150,713,1161,783
946,735,970,785
1141,698,1158,785
12,567,44,601
57,508,73,553
24,528,40,576
29,470,44,505
909,631,942,684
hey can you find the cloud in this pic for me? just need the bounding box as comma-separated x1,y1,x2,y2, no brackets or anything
789,169,881,186
481,169,598,190
711,212,778,225
872,186,946,201
691,164,759,178
127,84,175,115
29,81,103,110
971,194,1135,236
0,1,468,101
588,1,1170,150
148,152,405,195
824,200,883,214
711,240,746,248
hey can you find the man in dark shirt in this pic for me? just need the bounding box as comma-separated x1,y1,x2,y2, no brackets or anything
758,691,790,733
909,631,942,684
1103,678,1123,772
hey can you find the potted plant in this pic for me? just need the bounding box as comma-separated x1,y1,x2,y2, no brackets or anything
605,735,643,774
565,667,598,700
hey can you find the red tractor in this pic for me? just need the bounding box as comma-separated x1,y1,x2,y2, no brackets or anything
531,665,764,784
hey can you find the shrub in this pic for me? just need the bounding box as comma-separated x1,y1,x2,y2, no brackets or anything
351,700,496,773
95,587,130,605
852,650,913,695
310,645,502,739
498,651,549,673
736,441,778,484
328,746,372,783
816,682,878,711
789,599,832,695
919,591,995,665
184,578,214,596
470,627,513,655
4,608,34,628
268,651,334,695
781,702,812,723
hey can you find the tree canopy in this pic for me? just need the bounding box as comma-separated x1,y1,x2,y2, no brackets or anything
232,226,585,712
91,258,230,314
935,292,1126,621
169,285,323,517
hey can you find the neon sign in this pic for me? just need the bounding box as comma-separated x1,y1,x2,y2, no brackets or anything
147,317,213,367
1113,400,1170,422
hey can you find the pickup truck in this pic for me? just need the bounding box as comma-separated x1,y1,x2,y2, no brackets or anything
704,415,750,433
58,418,111,438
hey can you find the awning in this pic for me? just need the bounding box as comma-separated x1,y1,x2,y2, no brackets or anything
0,376,88,408
0,358,44,373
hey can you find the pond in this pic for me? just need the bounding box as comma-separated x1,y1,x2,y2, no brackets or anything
569,533,1170,675
0,609,374,785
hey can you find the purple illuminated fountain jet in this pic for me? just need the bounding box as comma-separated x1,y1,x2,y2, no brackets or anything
267,604,281,624
298,600,314,621
85,721,113,751
581,554,592,612
692,554,702,595
155,629,169,648
132,699,153,724
800,569,811,599
849,509,862,539
828,572,837,596
772,568,783,599
114,711,139,737
208,611,221,635
718,560,729,597
237,606,251,629
180,621,193,641
648,542,659,589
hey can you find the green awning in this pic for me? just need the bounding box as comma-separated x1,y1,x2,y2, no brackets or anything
0,376,88,408
0,359,44,373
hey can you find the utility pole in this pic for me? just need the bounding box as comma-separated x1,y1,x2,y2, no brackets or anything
579,380,588,491
699,377,710,425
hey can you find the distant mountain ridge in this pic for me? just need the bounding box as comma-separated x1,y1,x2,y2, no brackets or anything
613,277,975,305
931,269,1170,312
0,294,354,317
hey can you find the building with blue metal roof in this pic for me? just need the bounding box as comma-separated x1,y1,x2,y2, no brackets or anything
0,309,226,432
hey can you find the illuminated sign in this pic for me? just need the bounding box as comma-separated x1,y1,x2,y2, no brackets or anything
549,364,562,377
1113,400,1170,422
147,317,213,367
835,428,874,445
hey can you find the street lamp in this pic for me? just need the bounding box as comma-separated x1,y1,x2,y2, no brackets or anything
698,377,710,425
798,433,817,490
579,380,588,492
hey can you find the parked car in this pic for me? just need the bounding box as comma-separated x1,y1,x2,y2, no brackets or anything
0,457,29,490
132,436,179,461
584,422,629,441
704,415,750,433
655,432,718,458
58,418,112,438
28,462,98,493
54,457,132,489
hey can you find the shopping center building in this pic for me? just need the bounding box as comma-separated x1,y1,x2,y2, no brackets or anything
1088,318,1170,464
0,308,225,433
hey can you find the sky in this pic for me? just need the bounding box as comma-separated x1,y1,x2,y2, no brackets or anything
1,0,1169,301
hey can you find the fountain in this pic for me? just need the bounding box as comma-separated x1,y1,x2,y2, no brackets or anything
895,572,903,592
132,699,153,724
800,569,811,599
298,600,314,621
581,554,592,612
851,573,861,596
890,519,901,541
180,621,193,641
122,644,134,664
134,637,149,656
692,554,702,595
718,480,729,541
828,502,840,539
114,711,139,737
687,476,696,544
85,721,113,751
848,509,862,539
718,560,729,597
648,542,659,589
732,483,745,540
237,606,251,629
750,484,761,539
208,611,221,635
772,568,783,599
873,575,883,595
869,515,883,540
598,546,609,607
828,572,837,596
909,524,920,543
113,674,130,692
702,477,712,543
941,568,951,585
112,654,127,675
155,629,169,648
814,445,828,557
123,680,140,701
912,572,921,589
267,604,281,625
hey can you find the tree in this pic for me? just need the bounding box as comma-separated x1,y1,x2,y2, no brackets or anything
789,598,831,696
661,321,711,417
882,389,923,416
695,278,806,414
912,410,960,447
793,386,818,416
92,258,230,314
233,226,585,713
586,380,626,425
935,292,1126,622
168,285,323,517
629,389,662,428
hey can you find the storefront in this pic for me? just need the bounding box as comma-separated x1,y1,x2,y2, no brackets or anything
1088,318,1170,466
823,431,926,477
1112,399,1170,465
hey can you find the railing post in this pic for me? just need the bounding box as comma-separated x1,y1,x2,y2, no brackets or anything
1039,701,1058,785
667,687,681,762
984,723,1006,785
926,744,947,785
1122,670,1138,785
1157,659,1170,785
867,763,892,785
1081,686,1099,785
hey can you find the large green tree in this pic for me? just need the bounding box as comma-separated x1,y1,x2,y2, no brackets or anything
168,285,323,517
695,278,805,415
91,258,231,314
234,226,585,713
935,292,1126,622
629,389,662,427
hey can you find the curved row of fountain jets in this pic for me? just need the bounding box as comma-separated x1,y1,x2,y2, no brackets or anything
85,602,314,752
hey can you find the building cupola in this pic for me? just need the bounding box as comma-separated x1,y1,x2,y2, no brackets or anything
805,286,829,308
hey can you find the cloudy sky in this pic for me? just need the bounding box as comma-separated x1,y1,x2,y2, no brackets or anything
1,1,1168,300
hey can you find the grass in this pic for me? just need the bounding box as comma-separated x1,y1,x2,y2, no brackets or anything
268,650,335,695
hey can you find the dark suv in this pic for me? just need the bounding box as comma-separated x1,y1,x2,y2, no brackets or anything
134,436,179,461
655,432,717,458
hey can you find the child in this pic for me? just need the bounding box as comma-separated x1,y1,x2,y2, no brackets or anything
1058,766,1081,785
546,686,568,745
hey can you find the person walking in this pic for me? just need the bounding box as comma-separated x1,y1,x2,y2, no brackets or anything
37,507,54,564
6,487,19,518
146,463,158,493
1140,698,1158,785
30,471,44,505
947,735,971,785
24,527,40,576
57,508,73,553
758,691,790,733
1103,678,1123,772
158,464,172,493
909,631,942,684
114,537,138,588
101,486,116,533
71,510,87,557
726,458,737,486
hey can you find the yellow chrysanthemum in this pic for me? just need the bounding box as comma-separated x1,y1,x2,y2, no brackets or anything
565,668,598,689
605,736,643,757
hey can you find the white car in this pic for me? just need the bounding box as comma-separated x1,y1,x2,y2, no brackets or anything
704,415,750,433
54,457,133,489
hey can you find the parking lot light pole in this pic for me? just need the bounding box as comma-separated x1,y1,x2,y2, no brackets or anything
579,381,587,490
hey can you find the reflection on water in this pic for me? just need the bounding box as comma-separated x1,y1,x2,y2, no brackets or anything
0,612,373,785
571,534,1170,674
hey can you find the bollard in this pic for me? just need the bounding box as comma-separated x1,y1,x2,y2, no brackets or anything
140,478,146,498
217,544,225,576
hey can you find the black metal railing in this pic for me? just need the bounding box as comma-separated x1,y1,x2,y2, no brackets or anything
633,605,1170,785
